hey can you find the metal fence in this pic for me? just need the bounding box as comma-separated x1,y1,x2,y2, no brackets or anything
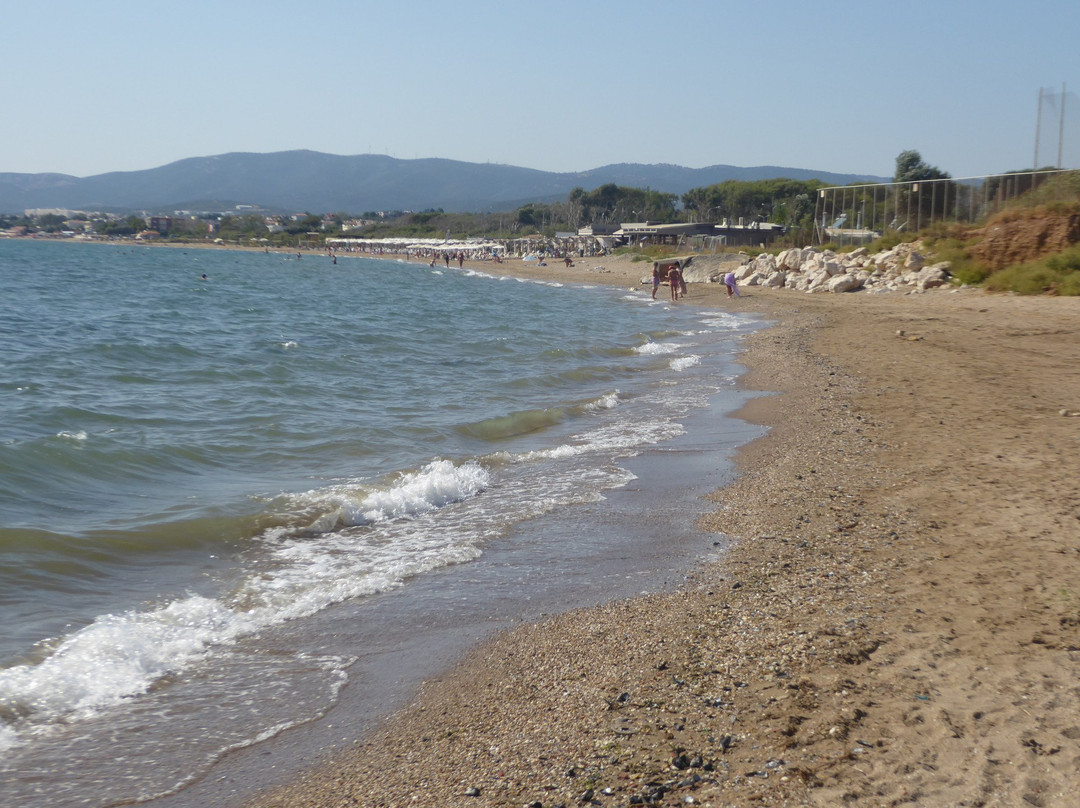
813,168,1080,247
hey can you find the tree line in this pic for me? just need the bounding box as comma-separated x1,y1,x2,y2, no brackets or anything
16,151,1035,248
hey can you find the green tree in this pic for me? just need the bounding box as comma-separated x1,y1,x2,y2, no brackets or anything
893,150,954,227
682,178,823,225
37,213,67,233
217,214,267,241
516,205,537,227
95,215,146,236
894,149,949,183
284,213,323,235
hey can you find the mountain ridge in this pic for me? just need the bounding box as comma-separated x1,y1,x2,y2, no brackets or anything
0,150,887,214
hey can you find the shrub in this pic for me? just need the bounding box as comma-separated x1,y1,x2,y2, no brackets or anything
984,243,1080,295
1004,172,1080,209
866,232,915,253
920,234,992,285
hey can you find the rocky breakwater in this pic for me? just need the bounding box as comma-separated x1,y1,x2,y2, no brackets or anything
734,240,952,293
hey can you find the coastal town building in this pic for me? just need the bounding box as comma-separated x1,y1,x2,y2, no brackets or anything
609,220,785,250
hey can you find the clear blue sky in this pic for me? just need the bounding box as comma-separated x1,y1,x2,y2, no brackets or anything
3,0,1077,180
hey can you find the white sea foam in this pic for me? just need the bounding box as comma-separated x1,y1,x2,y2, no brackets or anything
635,341,680,356
56,430,87,442
699,312,746,329
0,595,259,746
670,355,701,371
0,725,17,754
584,391,620,411
282,459,489,532
0,459,492,749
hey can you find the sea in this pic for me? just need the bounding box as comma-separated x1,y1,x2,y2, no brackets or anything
0,239,766,808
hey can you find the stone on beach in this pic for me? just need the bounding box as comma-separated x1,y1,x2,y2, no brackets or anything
682,239,953,294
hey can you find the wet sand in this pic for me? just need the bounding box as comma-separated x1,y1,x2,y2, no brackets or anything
245,253,1080,807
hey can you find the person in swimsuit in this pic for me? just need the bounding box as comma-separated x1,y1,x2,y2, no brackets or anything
668,264,681,301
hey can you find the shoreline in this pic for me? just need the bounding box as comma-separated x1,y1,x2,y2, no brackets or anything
240,255,1080,807
9,239,1079,804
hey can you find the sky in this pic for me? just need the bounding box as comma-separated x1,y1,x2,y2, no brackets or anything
2,0,1078,181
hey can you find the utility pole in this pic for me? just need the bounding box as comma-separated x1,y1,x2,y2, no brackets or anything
1035,87,1043,169
1058,82,1067,169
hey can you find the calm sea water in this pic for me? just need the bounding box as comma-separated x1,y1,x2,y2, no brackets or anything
0,240,763,807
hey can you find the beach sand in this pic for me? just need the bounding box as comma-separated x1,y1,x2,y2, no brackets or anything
245,252,1080,807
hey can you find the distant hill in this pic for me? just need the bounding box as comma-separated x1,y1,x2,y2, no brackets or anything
0,151,887,215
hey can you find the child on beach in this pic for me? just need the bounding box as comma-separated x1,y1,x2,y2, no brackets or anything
668,265,681,301
724,271,741,298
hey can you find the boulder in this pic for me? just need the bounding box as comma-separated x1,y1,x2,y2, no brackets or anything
917,263,950,290
776,247,809,271
807,270,831,292
828,273,864,293
734,262,758,282
762,270,787,288
802,251,826,274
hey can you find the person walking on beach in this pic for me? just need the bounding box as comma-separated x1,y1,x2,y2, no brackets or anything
668,264,681,301
651,263,661,299
724,271,741,298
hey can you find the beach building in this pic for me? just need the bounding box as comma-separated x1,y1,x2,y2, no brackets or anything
610,220,784,250
615,221,715,247
707,220,786,249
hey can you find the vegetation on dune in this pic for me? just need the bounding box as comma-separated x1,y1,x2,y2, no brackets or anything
952,172,1080,293
983,242,1080,295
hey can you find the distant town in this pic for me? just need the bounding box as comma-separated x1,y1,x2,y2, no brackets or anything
1,202,799,256
3,207,389,245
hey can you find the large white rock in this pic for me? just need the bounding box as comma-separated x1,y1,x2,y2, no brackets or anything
803,252,826,274
777,248,808,271
755,253,778,274
762,270,787,288
734,262,757,282
828,273,864,293
807,270,831,292
917,264,950,289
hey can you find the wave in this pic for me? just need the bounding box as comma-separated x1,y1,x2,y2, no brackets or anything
670,355,701,371
0,459,491,752
271,459,490,534
456,390,622,442
582,391,621,411
634,340,681,356
457,407,568,440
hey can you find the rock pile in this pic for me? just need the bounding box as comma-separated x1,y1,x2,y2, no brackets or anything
731,240,952,293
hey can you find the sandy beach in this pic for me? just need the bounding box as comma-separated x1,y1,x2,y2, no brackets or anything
244,251,1080,807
